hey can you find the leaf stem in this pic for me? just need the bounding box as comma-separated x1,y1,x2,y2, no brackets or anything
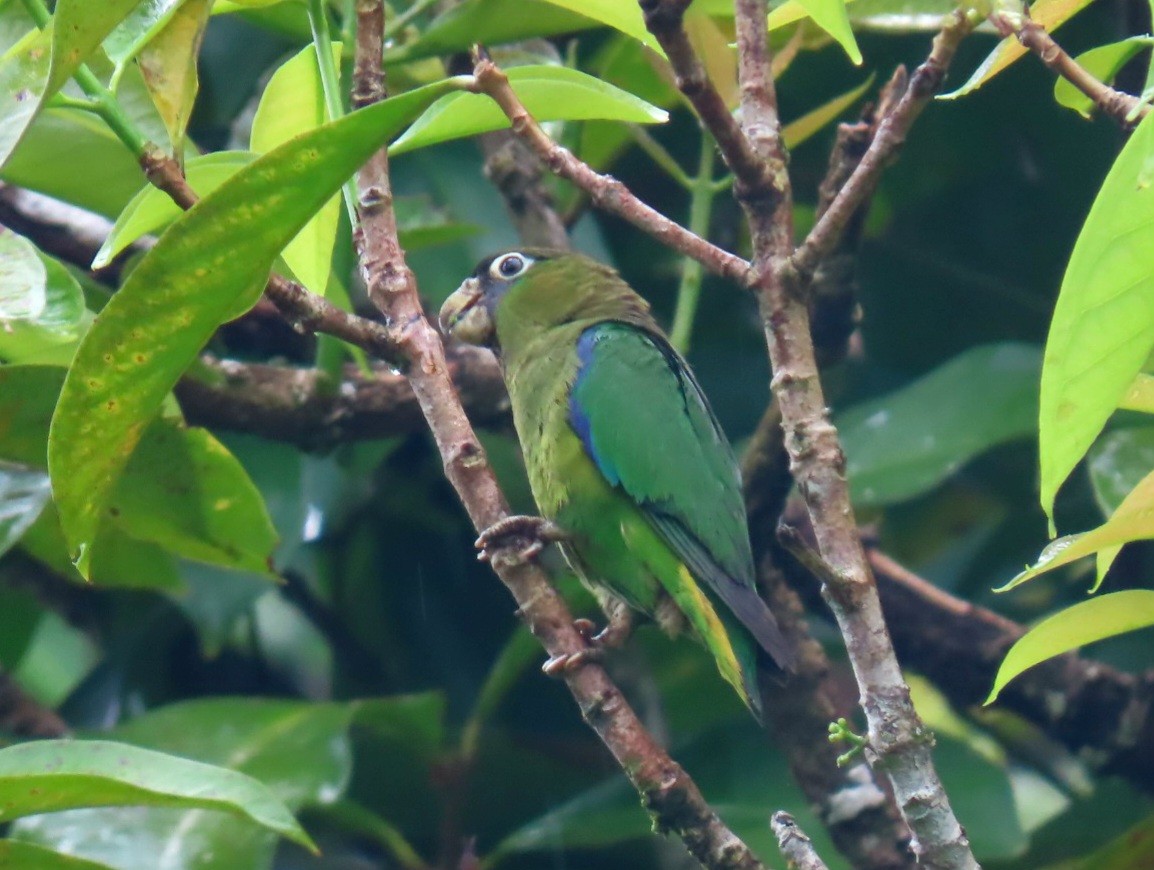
19,0,149,157
627,124,692,189
669,132,716,353
307,0,359,225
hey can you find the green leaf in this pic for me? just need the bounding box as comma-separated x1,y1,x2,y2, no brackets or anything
1001,466,1154,593
1088,427,1154,516
390,66,667,156
0,461,52,560
1038,111,1154,525
1119,372,1154,413
48,76,466,577
1054,38,1154,118
136,0,213,155
987,590,1154,703
384,0,615,63
533,0,661,51
0,364,275,578
0,227,47,321
104,0,189,74
110,417,279,576
14,700,359,869
789,0,863,64
0,23,53,172
0,839,117,869
47,0,141,94
395,195,481,250
0,739,314,851
942,0,1096,99
1,108,147,218
781,73,874,150
251,41,342,296
0,249,90,367
93,151,255,268
839,343,1041,507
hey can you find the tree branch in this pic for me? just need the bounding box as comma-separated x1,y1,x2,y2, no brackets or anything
989,9,1150,127
467,54,753,287
352,7,769,869
772,812,831,870
478,131,571,249
137,148,407,367
723,3,978,864
791,12,973,283
176,351,509,449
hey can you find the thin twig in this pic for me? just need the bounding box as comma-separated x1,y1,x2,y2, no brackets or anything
989,9,1150,127
468,54,753,287
792,12,973,282
353,6,769,869
639,0,780,205
772,812,830,870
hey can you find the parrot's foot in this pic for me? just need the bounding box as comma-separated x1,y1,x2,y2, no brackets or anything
475,515,567,564
539,611,633,677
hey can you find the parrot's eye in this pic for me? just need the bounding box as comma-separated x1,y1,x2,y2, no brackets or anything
491,253,529,280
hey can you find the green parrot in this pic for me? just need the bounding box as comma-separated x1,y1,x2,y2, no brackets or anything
439,248,794,720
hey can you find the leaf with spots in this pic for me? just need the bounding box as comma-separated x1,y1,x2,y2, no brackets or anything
110,416,278,577
48,77,465,576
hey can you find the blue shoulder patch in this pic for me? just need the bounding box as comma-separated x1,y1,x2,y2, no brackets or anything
569,326,621,486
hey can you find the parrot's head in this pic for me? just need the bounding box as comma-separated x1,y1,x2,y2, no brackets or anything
439,249,650,353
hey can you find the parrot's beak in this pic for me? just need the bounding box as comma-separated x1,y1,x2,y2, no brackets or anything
439,277,495,346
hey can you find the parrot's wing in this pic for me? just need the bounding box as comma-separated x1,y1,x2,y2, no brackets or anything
568,322,793,670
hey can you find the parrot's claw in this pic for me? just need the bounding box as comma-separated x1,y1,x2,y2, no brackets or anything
475,515,567,565
541,647,604,676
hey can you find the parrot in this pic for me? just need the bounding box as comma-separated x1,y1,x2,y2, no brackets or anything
439,248,794,720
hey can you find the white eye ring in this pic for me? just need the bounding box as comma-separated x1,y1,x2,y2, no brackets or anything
490,252,532,281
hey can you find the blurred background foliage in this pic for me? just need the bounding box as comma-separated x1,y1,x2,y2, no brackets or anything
2,0,1154,867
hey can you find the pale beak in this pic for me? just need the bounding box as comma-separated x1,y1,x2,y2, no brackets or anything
439,277,495,346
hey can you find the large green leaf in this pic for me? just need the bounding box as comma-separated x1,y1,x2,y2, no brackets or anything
384,0,604,63
1088,427,1154,517
1054,38,1154,119
987,590,1154,702
391,66,667,156
0,23,53,171
103,0,190,76
47,77,466,577
0,462,52,560
250,41,342,296
942,0,1096,99
136,0,213,155
93,151,255,268
14,700,361,870
533,0,660,51
110,417,279,576
787,0,862,64
0,364,275,577
0,840,116,869
0,740,314,851
0,241,88,366
1,109,147,218
1038,112,1154,525
1000,467,1154,593
0,0,143,167
839,343,1041,507
47,0,141,94
0,227,47,321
